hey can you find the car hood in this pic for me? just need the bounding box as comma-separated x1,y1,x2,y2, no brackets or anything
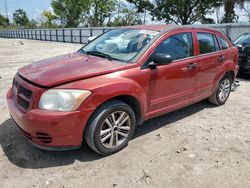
18,52,129,87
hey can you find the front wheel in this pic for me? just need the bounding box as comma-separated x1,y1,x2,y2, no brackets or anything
208,74,233,105
85,100,136,155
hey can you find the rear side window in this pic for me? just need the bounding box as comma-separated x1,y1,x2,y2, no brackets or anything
218,37,230,49
156,33,193,61
197,32,217,54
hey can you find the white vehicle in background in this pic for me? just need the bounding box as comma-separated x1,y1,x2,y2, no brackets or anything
88,36,97,43
88,29,158,55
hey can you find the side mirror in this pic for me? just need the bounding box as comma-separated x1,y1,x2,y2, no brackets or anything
148,53,173,68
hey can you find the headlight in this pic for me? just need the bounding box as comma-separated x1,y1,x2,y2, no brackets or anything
39,89,91,111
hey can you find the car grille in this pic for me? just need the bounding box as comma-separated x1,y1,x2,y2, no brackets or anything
13,79,33,110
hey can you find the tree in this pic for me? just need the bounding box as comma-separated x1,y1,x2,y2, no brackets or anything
51,0,93,27
243,2,250,21
42,10,58,28
13,9,29,27
51,0,117,27
200,16,216,24
221,0,250,23
155,0,221,24
128,0,222,25
27,19,38,29
88,0,116,27
126,0,153,13
108,2,142,26
0,14,9,27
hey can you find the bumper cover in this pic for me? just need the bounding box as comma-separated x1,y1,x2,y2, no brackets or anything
7,89,95,150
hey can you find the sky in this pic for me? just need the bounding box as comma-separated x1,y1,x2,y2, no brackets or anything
0,0,52,21
0,0,249,24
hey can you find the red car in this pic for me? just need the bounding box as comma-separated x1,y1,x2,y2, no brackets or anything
7,25,239,155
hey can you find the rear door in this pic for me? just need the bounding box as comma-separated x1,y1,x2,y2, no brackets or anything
194,31,222,99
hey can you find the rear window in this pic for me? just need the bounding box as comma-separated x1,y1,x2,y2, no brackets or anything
218,37,230,49
197,32,217,54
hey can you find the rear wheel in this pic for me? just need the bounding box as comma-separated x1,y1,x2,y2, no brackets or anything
208,74,232,105
85,100,136,155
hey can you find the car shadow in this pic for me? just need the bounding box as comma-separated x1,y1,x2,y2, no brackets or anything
0,100,215,169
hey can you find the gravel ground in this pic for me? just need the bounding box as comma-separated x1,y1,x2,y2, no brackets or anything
0,38,250,188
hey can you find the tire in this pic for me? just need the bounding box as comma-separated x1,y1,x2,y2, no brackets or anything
208,74,233,105
85,100,136,155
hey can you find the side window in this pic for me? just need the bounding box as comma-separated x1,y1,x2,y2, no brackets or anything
218,37,230,49
155,33,193,61
197,32,217,54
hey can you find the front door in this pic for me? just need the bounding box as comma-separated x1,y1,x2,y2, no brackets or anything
147,32,198,118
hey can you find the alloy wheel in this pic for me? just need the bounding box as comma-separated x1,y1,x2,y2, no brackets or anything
218,79,231,102
100,111,131,148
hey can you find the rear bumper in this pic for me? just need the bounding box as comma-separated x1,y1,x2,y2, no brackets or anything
7,89,95,150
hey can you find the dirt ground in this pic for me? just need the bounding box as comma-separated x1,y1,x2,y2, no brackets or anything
0,38,250,188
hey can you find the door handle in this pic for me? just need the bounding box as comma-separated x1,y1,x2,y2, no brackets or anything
186,63,198,70
218,55,225,62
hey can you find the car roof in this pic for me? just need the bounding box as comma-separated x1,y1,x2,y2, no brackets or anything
121,25,171,31
121,24,222,34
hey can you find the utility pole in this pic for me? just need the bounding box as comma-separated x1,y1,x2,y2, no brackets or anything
4,0,9,20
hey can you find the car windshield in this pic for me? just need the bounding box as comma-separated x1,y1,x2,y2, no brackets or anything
79,29,159,62
234,33,250,45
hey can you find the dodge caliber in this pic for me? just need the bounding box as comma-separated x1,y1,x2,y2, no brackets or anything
7,25,239,155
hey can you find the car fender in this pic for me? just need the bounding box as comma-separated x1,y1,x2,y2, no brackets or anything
60,76,148,120
212,59,236,92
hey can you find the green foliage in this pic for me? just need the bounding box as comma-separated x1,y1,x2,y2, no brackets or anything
42,10,58,28
201,17,216,24
51,0,91,27
13,9,29,27
220,0,250,23
4,0,250,30
51,0,116,27
88,0,116,27
0,14,9,27
126,0,153,12
107,3,142,26
27,19,38,29
131,0,221,25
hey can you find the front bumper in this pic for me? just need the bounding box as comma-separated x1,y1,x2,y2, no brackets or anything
7,89,95,150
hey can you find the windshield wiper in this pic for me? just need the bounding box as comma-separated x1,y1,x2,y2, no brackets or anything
86,51,119,61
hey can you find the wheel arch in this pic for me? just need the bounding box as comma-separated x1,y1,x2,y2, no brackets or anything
107,95,143,125
86,94,144,127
